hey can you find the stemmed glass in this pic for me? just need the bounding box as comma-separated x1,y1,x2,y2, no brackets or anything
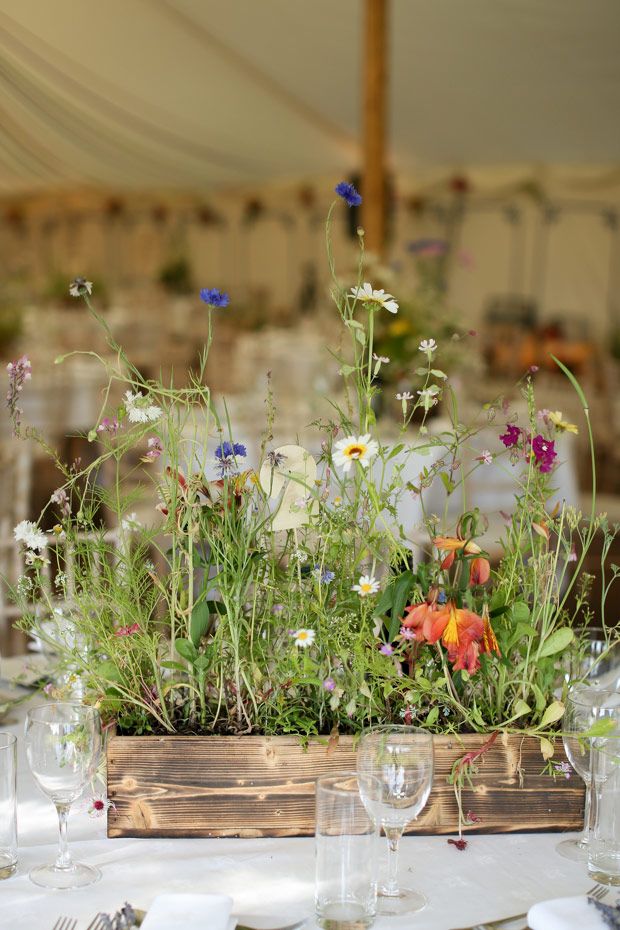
357,724,434,915
556,688,620,861
25,702,102,889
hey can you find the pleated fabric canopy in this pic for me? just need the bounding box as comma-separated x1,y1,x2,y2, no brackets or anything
0,0,619,194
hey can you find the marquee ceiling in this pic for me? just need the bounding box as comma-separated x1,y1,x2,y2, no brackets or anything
0,0,619,194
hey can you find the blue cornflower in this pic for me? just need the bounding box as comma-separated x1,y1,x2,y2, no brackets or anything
200,288,230,308
215,441,246,459
335,181,362,207
215,456,238,478
437,590,447,604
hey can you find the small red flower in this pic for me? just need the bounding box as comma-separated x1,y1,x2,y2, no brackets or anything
469,557,491,586
448,837,468,851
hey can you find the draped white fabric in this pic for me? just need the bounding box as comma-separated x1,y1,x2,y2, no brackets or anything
0,0,618,193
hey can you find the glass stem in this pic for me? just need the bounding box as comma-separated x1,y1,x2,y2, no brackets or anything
54,803,73,870
383,826,403,897
580,777,592,847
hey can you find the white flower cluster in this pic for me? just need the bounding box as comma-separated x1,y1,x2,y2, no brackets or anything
13,520,46,552
124,390,162,424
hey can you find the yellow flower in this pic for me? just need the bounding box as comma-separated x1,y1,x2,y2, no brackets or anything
548,411,578,434
387,319,411,336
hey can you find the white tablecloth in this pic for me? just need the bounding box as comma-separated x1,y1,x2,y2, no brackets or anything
0,699,595,930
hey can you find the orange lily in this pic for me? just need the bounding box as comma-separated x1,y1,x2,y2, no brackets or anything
428,601,485,674
433,536,481,554
402,590,442,641
481,604,501,657
469,556,491,586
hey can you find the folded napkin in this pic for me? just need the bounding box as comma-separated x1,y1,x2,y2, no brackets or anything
528,895,609,930
140,893,235,930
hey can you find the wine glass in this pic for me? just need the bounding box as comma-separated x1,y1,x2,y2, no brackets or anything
556,688,620,861
25,702,101,889
357,725,433,915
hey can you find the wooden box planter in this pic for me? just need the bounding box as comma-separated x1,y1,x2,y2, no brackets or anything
106,732,584,838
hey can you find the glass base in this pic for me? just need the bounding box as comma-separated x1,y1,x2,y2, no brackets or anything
0,861,17,880
29,861,101,890
377,887,427,915
589,865,620,886
556,838,588,861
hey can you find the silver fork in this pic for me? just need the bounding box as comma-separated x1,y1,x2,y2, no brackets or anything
449,883,608,930
85,917,110,930
51,920,77,930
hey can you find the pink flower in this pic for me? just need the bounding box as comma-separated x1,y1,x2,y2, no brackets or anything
476,450,493,465
141,437,163,463
115,622,140,637
323,677,336,692
6,355,32,435
379,643,394,656
499,424,521,448
531,435,557,473
97,416,120,435
87,795,114,818
400,626,416,641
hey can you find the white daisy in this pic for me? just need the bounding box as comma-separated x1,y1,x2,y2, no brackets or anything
13,520,47,552
291,628,316,648
121,512,142,532
352,574,380,597
419,338,437,353
332,433,379,473
350,283,399,314
124,390,162,424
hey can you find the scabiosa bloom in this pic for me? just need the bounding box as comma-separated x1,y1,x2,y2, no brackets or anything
265,449,287,468
400,626,416,641
291,628,315,648
200,288,230,308
350,283,399,314
323,677,336,691
124,390,162,424
335,181,362,207
379,643,394,656
6,355,32,435
419,338,437,353
531,435,557,473
332,433,378,473
142,437,163,463
13,520,47,552
87,794,114,817
68,277,93,298
499,424,521,448
97,416,120,435
352,574,380,597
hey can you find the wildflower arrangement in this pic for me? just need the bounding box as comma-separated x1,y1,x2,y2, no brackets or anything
7,182,619,755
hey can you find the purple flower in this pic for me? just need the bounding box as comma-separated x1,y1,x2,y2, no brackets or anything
323,677,336,692
314,566,335,584
97,416,120,436
215,441,246,459
272,604,284,614
437,590,447,604
379,643,394,656
215,456,239,478
6,355,32,436
499,424,521,448
553,761,572,780
531,434,557,473
400,626,416,641
200,288,230,308
407,238,447,257
335,181,362,207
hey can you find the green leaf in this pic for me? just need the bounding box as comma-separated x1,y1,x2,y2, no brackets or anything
510,602,530,623
194,654,211,673
583,717,617,738
538,628,574,658
189,601,211,647
160,661,187,672
426,706,439,727
339,364,356,376
551,355,588,411
430,369,448,379
373,585,394,618
387,570,415,641
345,319,364,330
439,472,455,495
175,638,198,663
96,660,123,683
539,700,565,728
540,736,555,760
386,444,405,461
512,699,531,719
354,328,366,346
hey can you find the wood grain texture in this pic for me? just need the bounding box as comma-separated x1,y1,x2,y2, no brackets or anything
106,733,584,838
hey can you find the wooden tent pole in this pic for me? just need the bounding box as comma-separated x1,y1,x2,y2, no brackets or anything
362,0,388,256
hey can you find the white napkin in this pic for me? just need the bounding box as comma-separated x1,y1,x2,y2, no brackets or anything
528,895,608,930
140,893,235,930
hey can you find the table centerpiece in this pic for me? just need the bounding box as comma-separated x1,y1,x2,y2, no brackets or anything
7,184,618,839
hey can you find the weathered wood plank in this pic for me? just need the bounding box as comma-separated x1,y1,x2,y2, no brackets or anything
107,733,584,838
